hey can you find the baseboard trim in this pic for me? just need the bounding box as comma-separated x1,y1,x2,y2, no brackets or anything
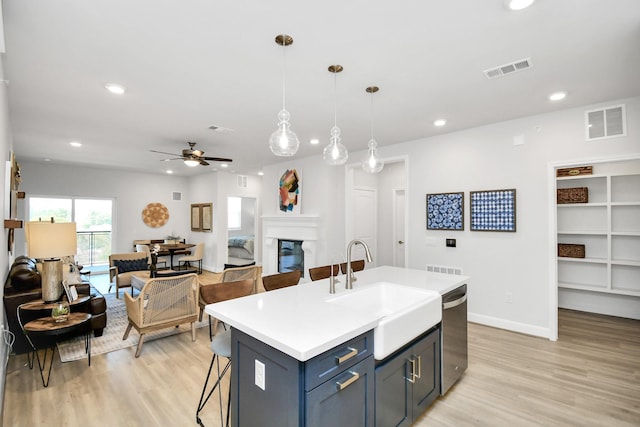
468,312,552,340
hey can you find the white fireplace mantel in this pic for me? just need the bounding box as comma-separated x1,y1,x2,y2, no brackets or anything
262,214,320,276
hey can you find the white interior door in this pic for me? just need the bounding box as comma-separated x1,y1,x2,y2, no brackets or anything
353,187,377,265
393,188,406,267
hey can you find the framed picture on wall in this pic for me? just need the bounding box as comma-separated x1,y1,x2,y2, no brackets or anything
426,192,464,230
191,203,213,232
470,188,516,232
279,168,301,214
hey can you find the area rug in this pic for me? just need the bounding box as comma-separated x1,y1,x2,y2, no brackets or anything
57,292,208,362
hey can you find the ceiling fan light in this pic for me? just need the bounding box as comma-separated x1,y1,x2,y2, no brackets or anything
506,0,535,11
184,159,200,167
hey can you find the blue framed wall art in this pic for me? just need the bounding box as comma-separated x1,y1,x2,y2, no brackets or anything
470,188,516,232
426,192,464,230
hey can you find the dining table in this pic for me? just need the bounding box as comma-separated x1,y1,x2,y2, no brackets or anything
159,243,195,270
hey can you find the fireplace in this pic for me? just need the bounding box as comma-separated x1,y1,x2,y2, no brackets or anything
278,239,304,277
262,215,319,278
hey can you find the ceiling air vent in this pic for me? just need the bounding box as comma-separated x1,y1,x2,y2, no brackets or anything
483,57,532,79
208,124,234,134
585,104,626,141
237,175,248,188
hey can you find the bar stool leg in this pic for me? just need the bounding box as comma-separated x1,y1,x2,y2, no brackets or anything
196,353,231,427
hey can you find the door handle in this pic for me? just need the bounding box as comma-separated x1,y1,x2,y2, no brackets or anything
398,240,404,244
443,294,467,310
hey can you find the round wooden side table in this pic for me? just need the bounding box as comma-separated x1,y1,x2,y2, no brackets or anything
20,310,92,387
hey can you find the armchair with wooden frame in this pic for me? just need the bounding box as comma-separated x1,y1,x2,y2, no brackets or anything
123,273,199,357
108,252,151,298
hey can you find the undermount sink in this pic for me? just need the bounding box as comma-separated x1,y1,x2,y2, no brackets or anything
326,282,442,360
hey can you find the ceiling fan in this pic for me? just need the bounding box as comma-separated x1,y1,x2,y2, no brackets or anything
150,142,233,167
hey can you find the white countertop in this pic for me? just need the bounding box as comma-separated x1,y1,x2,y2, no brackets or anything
205,266,469,361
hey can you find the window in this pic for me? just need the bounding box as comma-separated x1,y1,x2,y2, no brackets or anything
28,197,113,267
228,197,242,230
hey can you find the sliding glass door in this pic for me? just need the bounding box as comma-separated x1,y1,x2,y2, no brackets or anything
28,197,113,268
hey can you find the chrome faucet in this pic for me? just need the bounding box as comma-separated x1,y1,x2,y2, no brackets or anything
345,239,373,290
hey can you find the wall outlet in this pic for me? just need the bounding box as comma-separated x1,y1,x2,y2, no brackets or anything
505,292,513,304
255,359,265,390
446,238,456,248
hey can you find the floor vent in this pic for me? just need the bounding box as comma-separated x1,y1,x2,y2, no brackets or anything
483,57,532,79
585,104,626,141
426,264,464,276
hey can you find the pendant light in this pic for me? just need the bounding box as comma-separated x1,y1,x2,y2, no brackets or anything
269,34,300,157
362,86,384,173
323,65,348,165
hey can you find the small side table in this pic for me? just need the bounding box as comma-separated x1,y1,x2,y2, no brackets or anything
19,309,92,387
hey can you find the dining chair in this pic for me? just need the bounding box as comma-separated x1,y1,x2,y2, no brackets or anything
262,270,301,291
308,264,340,281
135,244,168,269
178,242,204,273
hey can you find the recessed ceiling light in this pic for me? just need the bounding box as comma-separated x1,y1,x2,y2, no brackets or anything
166,170,173,174
258,171,264,176
310,138,319,145
43,158,51,162
549,91,567,101
434,119,447,127
105,83,126,95
69,141,82,147
506,0,535,11
220,163,229,168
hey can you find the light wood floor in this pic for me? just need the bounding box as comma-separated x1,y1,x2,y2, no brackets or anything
3,302,639,426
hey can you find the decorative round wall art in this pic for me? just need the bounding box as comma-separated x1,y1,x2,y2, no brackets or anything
142,203,169,228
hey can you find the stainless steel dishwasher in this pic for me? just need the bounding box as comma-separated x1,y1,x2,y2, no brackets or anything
441,284,468,394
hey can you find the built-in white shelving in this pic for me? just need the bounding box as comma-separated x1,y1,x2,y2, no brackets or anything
556,162,640,297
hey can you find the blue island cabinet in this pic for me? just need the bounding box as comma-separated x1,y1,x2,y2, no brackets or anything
375,326,441,427
231,328,375,427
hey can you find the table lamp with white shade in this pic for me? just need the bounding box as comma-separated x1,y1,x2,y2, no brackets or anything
25,221,77,303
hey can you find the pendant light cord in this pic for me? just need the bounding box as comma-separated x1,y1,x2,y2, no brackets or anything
333,72,337,128
370,91,374,140
281,42,286,111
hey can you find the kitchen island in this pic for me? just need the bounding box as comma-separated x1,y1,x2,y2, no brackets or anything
205,266,468,426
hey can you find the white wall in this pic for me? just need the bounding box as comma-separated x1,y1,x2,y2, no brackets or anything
262,96,640,339
0,50,13,416
261,158,345,265
16,161,191,255
186,171,218,272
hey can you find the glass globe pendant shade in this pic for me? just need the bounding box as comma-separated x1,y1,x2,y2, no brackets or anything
269,109,300,156
362,139,384,173
323,126,348,165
